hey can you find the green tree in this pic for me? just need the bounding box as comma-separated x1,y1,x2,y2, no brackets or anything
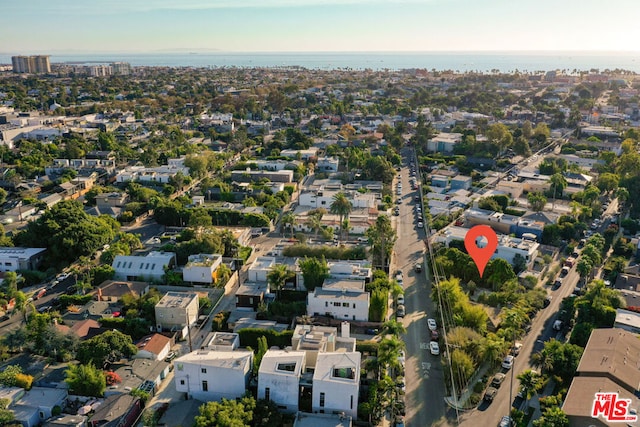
253,336,268,374
266,264,293,299
517,369,543,408
369,288,389,322
76,330,138,366
330,192,352,241
532,339,583,384
484,258,516,291
381,319,406,337
366,215,397,270
298,256,329,291
14,200,117,265
0,398,14,425
194,395,256,427
280,211,297,238
533,406,569,427
549,173,568,200
65,363,106,397
596,172,619,193
527,192,547,212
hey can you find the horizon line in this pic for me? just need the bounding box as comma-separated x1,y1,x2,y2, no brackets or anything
2,49,640,56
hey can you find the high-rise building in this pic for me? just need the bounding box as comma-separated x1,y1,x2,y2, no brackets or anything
111,62,131,75
11,55,50,74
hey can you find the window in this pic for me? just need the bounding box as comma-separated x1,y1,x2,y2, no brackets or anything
180,379,185,385
321,201,326,205
325,302,328,307
350,395,353,409
333,367,355,379
342,302,349,307
116,261,121,268
333,302,341,307
277,363,296,372
353,304,356,308
202,380,208,392
177,364,183,371
201,368,207,374
265,387,270,401
320,392,325,407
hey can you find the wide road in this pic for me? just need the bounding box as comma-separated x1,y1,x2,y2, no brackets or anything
458,258,581,427
397,148,448,427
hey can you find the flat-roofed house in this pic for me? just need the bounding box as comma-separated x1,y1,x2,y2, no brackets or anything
312,352,361,419
307,279,369,321
154,291,199,332
258,349,306,413
174,349,253,402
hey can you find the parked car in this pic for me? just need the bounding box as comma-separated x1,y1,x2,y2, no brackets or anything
417,221,424,228
553,278,562,290
427,318,437,331
429,341,440,355
397,295,405,305
165,351,178,362
484,387,498,402
560,266,570,277
502,355,514,370
511,342,523,356
498,416,512,427
430,330,439,341
414,263,423,273
491,373,506,388
544,296,552,307
396,305,406,318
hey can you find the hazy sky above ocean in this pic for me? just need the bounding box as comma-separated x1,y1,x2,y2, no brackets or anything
2,0,640,54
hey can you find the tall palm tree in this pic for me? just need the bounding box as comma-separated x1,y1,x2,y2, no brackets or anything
267,264,293,299
330,192,352,241
480,334,507,367
281,211,297,238
305,214,323,239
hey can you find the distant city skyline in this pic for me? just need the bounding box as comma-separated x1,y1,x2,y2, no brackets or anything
3,0,640,54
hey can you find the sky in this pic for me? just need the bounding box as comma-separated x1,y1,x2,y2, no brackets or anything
2,0,640,53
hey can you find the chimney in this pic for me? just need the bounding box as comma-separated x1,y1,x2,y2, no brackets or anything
341,321,350,338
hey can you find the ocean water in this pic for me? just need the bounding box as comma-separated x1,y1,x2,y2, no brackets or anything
1,51,640,73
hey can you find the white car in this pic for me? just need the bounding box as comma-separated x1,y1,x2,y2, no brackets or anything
502,355,514,370
56,273,69,282
417,222,424,228
427,318,437,331
397,350,405,364
397,295,405,305
429,341,440,355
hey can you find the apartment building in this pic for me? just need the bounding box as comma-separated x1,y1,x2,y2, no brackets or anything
12,55,51,74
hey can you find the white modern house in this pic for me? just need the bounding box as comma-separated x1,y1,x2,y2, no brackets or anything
247,257,276,283
182,253,223,284
307,279,369,321
258,349,307,413
312,352,361,419
112,251,176,282
174,349,253,402
435,226,540,268
154,292,199,333
316,157,340,173
298,188,376,210
326,261,372,282
0,247,46,272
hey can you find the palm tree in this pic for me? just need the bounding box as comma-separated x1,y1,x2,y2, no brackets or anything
549,173,568,208
267,264,293,299
281,211,297,238
377,336,405,374
305,214,323,239
517,369,542,409
330,192,352,241
381,319,407,337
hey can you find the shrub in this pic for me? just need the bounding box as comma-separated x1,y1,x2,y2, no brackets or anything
356,340,379,356
237,328,294,349
14,373,33,390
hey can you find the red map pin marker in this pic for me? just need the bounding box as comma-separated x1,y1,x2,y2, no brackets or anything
464,225,498,278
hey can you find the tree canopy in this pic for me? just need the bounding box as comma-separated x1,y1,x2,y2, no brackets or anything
14,200,118,266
